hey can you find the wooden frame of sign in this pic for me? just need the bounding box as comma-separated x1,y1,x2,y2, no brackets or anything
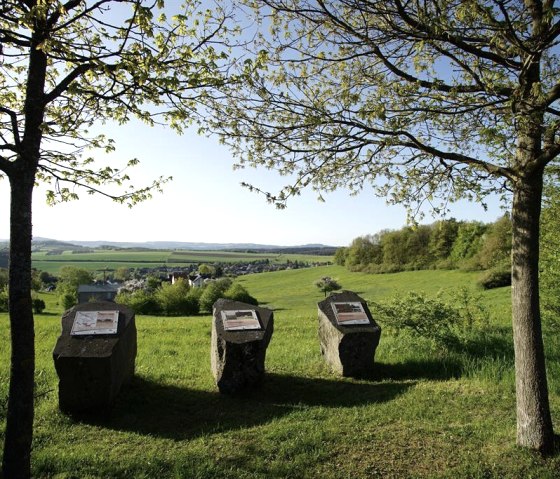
221,309,262,331
331,302,371,326
70,310,119,336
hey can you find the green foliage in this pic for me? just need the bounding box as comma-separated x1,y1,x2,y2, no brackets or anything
477,264,512,290
223,283,258,305
344,235,382,271
145,275,162,291
0,269,7,293
198,264,215,276
60,292,77,311
314,276,341,297
341,218,505,274
333,247,347,266
31,299,46,314
471,215,512,270
540,170,560,330
155,279,199,316
0,287,7,312
114,267,132,282
199,278,233,313
370,288,490,350
56,266,94,309
449,221,487,267
428,219,459,266
116,278,256,316
116,289,161,315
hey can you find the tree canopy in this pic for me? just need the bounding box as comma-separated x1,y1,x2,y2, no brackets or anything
205,0,560,211
202,0,560,453
1,0,240,203
0,2,241,477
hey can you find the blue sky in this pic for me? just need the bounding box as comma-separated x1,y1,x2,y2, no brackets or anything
0,120,506,247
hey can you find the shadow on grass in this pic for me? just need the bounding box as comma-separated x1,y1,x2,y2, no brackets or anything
371,359,464,381
77,373,412,440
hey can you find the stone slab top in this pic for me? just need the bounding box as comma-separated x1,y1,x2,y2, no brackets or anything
318,290,381,333
53,301,135,359
213,298,273,344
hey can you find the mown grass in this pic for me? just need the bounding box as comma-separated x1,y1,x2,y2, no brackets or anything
1,267,559,478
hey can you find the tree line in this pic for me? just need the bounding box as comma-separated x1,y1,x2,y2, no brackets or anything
335,215,512,276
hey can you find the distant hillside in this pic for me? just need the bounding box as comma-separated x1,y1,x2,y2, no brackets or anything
27,237,337,253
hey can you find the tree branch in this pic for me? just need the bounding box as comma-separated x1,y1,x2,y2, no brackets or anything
0,107,21,147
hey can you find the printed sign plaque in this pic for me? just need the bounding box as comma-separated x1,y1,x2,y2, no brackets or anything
331,302,371,326
221,310,262,331
71,310,119,336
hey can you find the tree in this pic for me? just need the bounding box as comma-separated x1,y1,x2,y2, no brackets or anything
344,234,382,271
56,266,93,309
475,214,513,269
198,263,216,276
0,2,237,476
205,1,560,452
314,276,341,297
199,278,233,313
540,168,560,330
224,282,259,305
114,267,132,282
429,219,459,265
155,278,200,315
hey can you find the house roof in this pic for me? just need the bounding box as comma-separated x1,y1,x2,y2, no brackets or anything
77,284,119,294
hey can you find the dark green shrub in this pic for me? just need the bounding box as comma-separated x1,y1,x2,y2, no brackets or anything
477,265,511,289
156,279,193,315
224,283,258,305
314,277,341,297
32,299,46,314
116,290,161,315
199,278,233,313
61,292,77,310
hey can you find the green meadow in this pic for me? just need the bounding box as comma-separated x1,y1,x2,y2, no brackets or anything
1,266,559,478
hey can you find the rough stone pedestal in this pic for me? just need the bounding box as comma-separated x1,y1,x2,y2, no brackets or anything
318,291,381,377
53,301,137,414
211,298,274,394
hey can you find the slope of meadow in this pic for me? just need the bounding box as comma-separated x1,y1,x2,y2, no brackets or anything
1,266,559,478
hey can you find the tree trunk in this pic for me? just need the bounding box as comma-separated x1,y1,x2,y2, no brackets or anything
511,172,554,453
2,172,36,479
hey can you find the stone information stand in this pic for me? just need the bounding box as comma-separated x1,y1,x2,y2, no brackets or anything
318,291,381,377
211,298,274,394
53,301,137,413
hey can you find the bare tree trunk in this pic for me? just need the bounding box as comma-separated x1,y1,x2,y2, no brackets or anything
511,172,554,453
2,171,36,479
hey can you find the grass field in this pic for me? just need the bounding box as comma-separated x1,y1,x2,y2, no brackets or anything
1,266,559,478
31,250,333,274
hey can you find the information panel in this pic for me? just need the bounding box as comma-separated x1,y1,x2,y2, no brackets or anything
331,302,371,326
221,310,262,331
71,310,119,336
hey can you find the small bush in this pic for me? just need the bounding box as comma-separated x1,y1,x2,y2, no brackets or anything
60,292,77,310
370,288,489,350
116,290,161,315
477,265,511,289
199,278,233,313
224,283,258,305
314,276,341,297
32,298,46,314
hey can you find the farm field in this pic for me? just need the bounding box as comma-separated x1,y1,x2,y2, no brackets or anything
1,266,559,478
31,249,333,274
